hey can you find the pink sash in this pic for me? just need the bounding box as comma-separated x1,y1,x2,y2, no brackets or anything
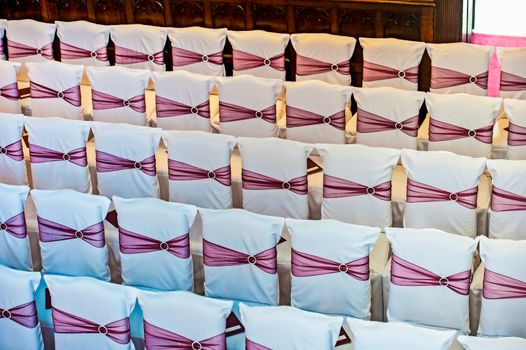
500,71,526,92
37,216,105,248
483,268,526,299
96,150,156,176
232,49,285,71
30,144,87,167
30,81,81,107
246,339,271,350
7,40,53,60
59,41,108,61
0,82,20,101
357,108,419,137
391,254,471,295
53,307,130,345
363,61,419,83
323,174,391,201
0,212,27,239
203,239,277,274
0,140,24,161
168,159,231,186
144,320,226,350
296,55,350,76
431,66,489,90
119,227,189,258
429,118,493,144
92,89,146,113
491,186,526,212
291,249,369,280
286,105,345,130
172,47,223,67
155,96,210,119
219,101,276,124
507,122,526,146
242,169,308,195
115,46,164,66
406,178,478,209
0,301,38,328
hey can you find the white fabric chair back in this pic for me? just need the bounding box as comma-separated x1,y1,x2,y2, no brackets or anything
0,60,22,113
0,113,27,185
56,20,110,67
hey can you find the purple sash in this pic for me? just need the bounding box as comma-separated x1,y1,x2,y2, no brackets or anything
92,89,146,113
59,41,108,62
219,101,276,124
391,254,471,295
431,66,489,90
30,81,81,107
242,169,308,195
53,307,130,345
429,118,493,144
115,46,164,66
155,96,210,119
144,320,226,350
0,212,27,239
95,151,156,176
119,226,189,258
172,47,223,67
0,82,20,101
203,239,277,275
246,339,271,350
483,268,526,299
0,301,38,328
507,122,526,146
406,178,478,209
233,49,285,71
37,216,105,248
296,55,350,76
323,174,391,201
500,71,526,92
30,144,87,167
491,186,526,212
0,140,24,161
7,40,53,60
357,108,419,137
291,248,369,280
168,159,231,186
363,61,419,83
286,105,345,130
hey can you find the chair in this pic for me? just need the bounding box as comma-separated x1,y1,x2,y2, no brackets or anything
0,113,26,185
0,19,6,60
44,274,137,350
169,26,227,76
6,19,56,63
499,47,526,100
114,196,197,291
458,335,526,349
32,189,111,280
56,20,110,67
228,30,290,80
360,37,426,91
238,137,313,219
0,60,21,114
504,98,526,160
291,33,356,86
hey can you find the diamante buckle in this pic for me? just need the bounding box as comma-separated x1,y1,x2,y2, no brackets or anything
323,116,332,125
0,147,7,155
98,325,108,335
191,341,202,350
0,223,7,231
366,187,376,195
398,70,406,78
74,230,84,239
191,107,199,115
62,153,70,161
468,129,477,137
91,51,98,58
148,54,155,62
134,161,143,170
439,277,449,287
449,193,459,201
263,58,271,66
201,55,209,63
123,100,131,107
331,63,339,72
57,91,65,99
207,171,216,179
395,122,404,130
282,182,291,190
247,255,257,264
160,242,169,251
338,264,349,273
2,310,12,319
469,76,477,84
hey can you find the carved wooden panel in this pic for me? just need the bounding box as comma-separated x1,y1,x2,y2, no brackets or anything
252,4,287,33
339,9,375,38
93,0,126,24
170,0,205,27
295,7,331,33
51,0,89,21
383,11,421,41
4,0,42,20
133,0,166,26
211,2,246,30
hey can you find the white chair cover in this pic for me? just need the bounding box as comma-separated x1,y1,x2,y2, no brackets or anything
318,144,400,228
498,47,526,100
238,137,313,219
6,19,56,63
201,208,284,305
0,60,22,113
0,19,6,60
458,335,526,350
0,113,27,185
504,98,526,160
163,130,236,209
401,149,486,238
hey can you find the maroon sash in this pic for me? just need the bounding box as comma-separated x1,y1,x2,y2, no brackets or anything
291,249,369,280
0,82,20,101
357,108,419,137
115,46,164,66
168,159,231,186
8,40,53,60
323,174,391,201
0,301,38,328
95,151,156,176
0,212,27,239
406,178,478,209
0,140,24,161
232,49,285,71
30,81,81,107
491,186,526,212
155,96,210,119
296,55,350,76
431,66,489,90
429,118,493,144
363,61,419,83
29,144,87,167
59,41,108,62
172,47,223,67
144,320,226,350
286,105,345,130
242,169,308,195
219,101,276,124
483,268,526,299
92,90,146,113
38,216,106,248
507,122,526,146
500,71,526,92
119,226,190,258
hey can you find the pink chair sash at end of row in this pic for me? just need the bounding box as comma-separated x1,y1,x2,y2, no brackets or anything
92,89,146,113
491,186,526,212
0,140,24,161
296,55,350,76
114,46,164,66
507,122,526,146
242,169,308,195
286,105,345,130
483,269,526,299
431,66,489,90
145,320,226,350
203,239,278,275
168,159,231,186
119,226,190,258
391,254,471,295
291,249,369,280
0,212,27,239
155,96,210,119
172,47,223,67
500,71,526,91
0,82,20,101
246,339,272,350
363,61,419,83
59,41,108,62
95,151,156,176
52,307,131,345
37,216,105,248
7,40,53,60
357,108,419,137
406,178,478,209
429,118,494,144
30,144,87,167
323,174,391,201
30,81,81,107
0,301,38,328
219,101,276,124
232,49,285,71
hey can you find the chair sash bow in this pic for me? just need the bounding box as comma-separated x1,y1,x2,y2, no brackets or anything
119,227,189,258
96,151,156,176
286,105,345,130
0,301,38,328
219,101,276,124
431,66,489,90
37,216,105,248
92,89,146,113
500,71,526,92
232,49,285,71
0,140,24,161
0,82,20,101
115,46,164,65
59,41,108,62
168,159,231,186
144,320,226,350
291,249,369,280
357,108,419,137
203,239,277,275
156,96,210,119
30,144,87,167
507,122,526,146
246,339,271,350
8,40,53,60
406,178,478,209
242,169,307,195
0,212,27,239
429,118,493,144
483,268,526,299
53,307,130,345
491,186,526,212
391,254,471,295
323,174,391,201
30,81,81,107
172,47,223,67
363,61,419,83
296,55,350,76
